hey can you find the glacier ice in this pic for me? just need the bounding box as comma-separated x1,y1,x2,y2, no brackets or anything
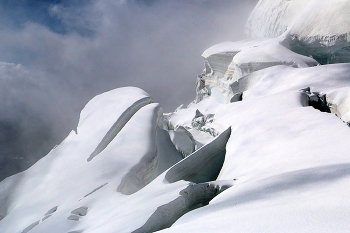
2,1,350,232
246,0,350,64
168,128,196,158
165,127,231,184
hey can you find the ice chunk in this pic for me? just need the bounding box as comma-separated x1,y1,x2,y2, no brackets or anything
168,129,196,158
165,127,231,184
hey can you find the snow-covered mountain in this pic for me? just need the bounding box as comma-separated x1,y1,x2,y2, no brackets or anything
2,0,350,232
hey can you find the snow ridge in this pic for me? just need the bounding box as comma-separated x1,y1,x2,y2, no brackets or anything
87,97,153,161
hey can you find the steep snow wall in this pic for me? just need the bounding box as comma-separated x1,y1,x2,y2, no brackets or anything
245,0,311,38
246,0,350,63
165,127,231,184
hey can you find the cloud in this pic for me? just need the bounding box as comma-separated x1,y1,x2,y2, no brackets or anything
0,0,257,180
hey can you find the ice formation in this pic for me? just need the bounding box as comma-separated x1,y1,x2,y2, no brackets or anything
1,1,350,232
246,0,350,64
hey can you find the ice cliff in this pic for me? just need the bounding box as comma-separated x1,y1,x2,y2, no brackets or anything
246,0,350,64
2,0,350,232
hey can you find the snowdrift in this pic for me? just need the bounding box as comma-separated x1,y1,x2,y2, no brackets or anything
1,1,350,232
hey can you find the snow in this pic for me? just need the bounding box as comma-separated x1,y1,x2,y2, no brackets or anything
2,1,350,232
0,87,183,233
165,127,231,184
245,0,311,39
228,36,319,82
159,70,350,232
246,0,350,63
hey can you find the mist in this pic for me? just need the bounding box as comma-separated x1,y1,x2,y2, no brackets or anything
0,0,257,180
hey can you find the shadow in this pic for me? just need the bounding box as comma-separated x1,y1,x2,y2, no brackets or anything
229,163,350,206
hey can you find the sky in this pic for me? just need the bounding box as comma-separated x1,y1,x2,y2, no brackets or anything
0,0,257,180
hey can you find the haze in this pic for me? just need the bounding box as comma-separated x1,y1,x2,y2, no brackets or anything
0,0,257,180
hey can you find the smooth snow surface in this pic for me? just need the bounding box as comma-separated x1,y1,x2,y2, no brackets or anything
2,1,350,232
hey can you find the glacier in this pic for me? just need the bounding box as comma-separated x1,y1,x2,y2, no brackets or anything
1,0,350,232
246,0,350,64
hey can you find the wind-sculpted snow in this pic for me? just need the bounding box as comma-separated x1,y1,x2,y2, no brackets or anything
165,127,231,184
160,164,350,233
133,181,233,233
200,39,269,102
229,39,319,82
117,105,183,195
199,35,318,104
160,89,350,232
246,0,350,64
245,0,309,39
238,64,350,124
88,96,153,161
0,89,183,233
3,1,350,232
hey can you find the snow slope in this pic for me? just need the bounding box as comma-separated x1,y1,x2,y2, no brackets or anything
1,1,350,233
246,0,350,64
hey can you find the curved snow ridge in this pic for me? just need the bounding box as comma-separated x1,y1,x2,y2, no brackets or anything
132,180,234,233
117,105,183,195
116,104,160,195
165,127,231,184
87,97,153,162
